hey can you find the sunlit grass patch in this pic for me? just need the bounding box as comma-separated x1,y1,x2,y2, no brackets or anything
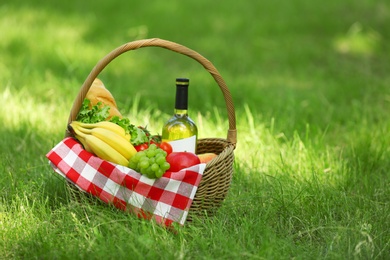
333,22,382,57
1,86,66,134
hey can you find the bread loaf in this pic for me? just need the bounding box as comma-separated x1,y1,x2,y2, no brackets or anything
85,78,122,119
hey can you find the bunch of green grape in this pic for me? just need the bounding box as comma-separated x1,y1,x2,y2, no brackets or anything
128,144,171,178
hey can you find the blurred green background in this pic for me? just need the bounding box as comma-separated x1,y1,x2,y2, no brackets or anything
2,0,389,138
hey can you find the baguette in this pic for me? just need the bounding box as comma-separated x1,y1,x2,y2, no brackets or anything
85,78,122,119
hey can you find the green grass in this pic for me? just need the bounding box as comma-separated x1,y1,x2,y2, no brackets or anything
1,0,390,259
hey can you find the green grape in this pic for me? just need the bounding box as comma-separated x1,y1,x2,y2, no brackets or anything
137,151,146,158
155,168,164,178
161,162,170,171
128,161,138,170
140,167,149,175
156,156,165,165
139,160,149,169
148,144,158,150
151,163,159,172
131,154,140,163
128,143,171,179
146,149,156,158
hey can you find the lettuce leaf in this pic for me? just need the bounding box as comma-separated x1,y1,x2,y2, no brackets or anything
76,99,110,123
75,99,150,146
109,116,149,146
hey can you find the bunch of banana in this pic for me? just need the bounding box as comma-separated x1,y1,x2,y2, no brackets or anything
68,121,137,166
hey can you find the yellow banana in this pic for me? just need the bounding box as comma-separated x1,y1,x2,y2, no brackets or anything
70,121,136,160
71,121,130,141
83,134,129,166
68,121,136,165
70,125,94,153
87,127,137,160
125,132,131,141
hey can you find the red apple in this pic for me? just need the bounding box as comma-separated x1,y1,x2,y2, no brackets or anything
166,152,201,172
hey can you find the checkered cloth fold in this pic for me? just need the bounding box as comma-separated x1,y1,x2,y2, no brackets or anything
46,137,205,226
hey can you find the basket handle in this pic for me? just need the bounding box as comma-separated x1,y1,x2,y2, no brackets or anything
67,38,237,145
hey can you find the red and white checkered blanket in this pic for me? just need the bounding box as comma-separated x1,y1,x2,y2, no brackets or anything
46,137,205,227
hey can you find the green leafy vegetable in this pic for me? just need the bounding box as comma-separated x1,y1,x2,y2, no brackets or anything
109,116,149,145
76,99,110,123
75,98,150,146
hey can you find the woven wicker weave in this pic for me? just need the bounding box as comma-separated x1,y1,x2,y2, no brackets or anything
65,38,237,218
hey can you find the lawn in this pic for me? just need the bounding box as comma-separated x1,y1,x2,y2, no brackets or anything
1,0,390,259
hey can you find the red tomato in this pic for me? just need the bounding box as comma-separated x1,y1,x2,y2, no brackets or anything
166,152,201,172
134,143,149,152
158,142,173,155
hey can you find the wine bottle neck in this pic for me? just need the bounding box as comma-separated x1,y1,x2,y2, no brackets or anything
175,82,189,110
174,108,188,116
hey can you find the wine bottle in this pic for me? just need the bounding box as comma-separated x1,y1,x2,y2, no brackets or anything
162,78,198,153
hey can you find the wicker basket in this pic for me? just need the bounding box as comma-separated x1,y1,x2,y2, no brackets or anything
65,38,237,218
